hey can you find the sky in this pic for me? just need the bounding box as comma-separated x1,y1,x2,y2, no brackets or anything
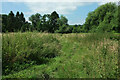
1,0,118,25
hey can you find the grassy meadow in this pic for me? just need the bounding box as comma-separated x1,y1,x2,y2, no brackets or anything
2,32,120,79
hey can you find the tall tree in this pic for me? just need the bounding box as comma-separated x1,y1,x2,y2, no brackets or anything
0,14,2,32
2,14,8,32
83,2,117,32
49,11,59,32
29,13,42,30
20,12,25,23
15,11,21,31
7,11,15,32
57,15,68,26
40,14,51,32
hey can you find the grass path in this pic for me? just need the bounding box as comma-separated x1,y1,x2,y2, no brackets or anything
3,33,119,78
3,34,90,78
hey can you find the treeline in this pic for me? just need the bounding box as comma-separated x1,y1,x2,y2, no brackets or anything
2,12,29,32
2,12,27,32
1,2,120,33
2,11,67,33
83,3,120,33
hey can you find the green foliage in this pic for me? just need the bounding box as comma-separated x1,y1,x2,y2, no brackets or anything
29,13,42,29
117,5,120,33
49,11,59,32
21,22,31,32
72,25,83,33
0,14,1,32
83,2,119,33
57,15,68,26
56,25,83,33
28,11,60,33
7,11,15,32
2,33,119,79
2,14,8,32
15,12,25,31
55,24,72,33
40,14,51,32
2,11,26,32
2,32,61,75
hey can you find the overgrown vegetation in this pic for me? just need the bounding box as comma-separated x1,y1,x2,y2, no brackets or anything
2,32,61,75
2,32,119,78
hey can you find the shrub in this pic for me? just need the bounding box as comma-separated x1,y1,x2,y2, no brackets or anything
2,32,61,75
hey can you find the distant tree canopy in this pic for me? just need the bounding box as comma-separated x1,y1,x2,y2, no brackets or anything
0,14,2,32
2,11,26,32
28,11,59,33
83,3,119,33
1,2,120,33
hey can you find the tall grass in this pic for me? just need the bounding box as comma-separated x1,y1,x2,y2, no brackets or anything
2,32,119,78
0,33,2,79
2,32,61,75
80,33,119,78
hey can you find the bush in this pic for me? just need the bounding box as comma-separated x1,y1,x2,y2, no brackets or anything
2,32,61,75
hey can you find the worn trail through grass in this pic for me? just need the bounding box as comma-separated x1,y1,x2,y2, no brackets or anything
2,33,119,78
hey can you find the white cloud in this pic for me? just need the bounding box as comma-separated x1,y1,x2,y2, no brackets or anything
1,0,94,2
2,0,118,2
2,0,118,15
98,0,118,5
24,2,90,15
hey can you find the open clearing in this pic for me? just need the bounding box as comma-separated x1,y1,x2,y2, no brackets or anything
2,32,119,78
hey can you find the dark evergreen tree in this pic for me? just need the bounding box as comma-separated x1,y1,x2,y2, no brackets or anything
15,11,21,31
7,11,15,32
2,14,7,32
49,11,59,32
0,14,2,32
